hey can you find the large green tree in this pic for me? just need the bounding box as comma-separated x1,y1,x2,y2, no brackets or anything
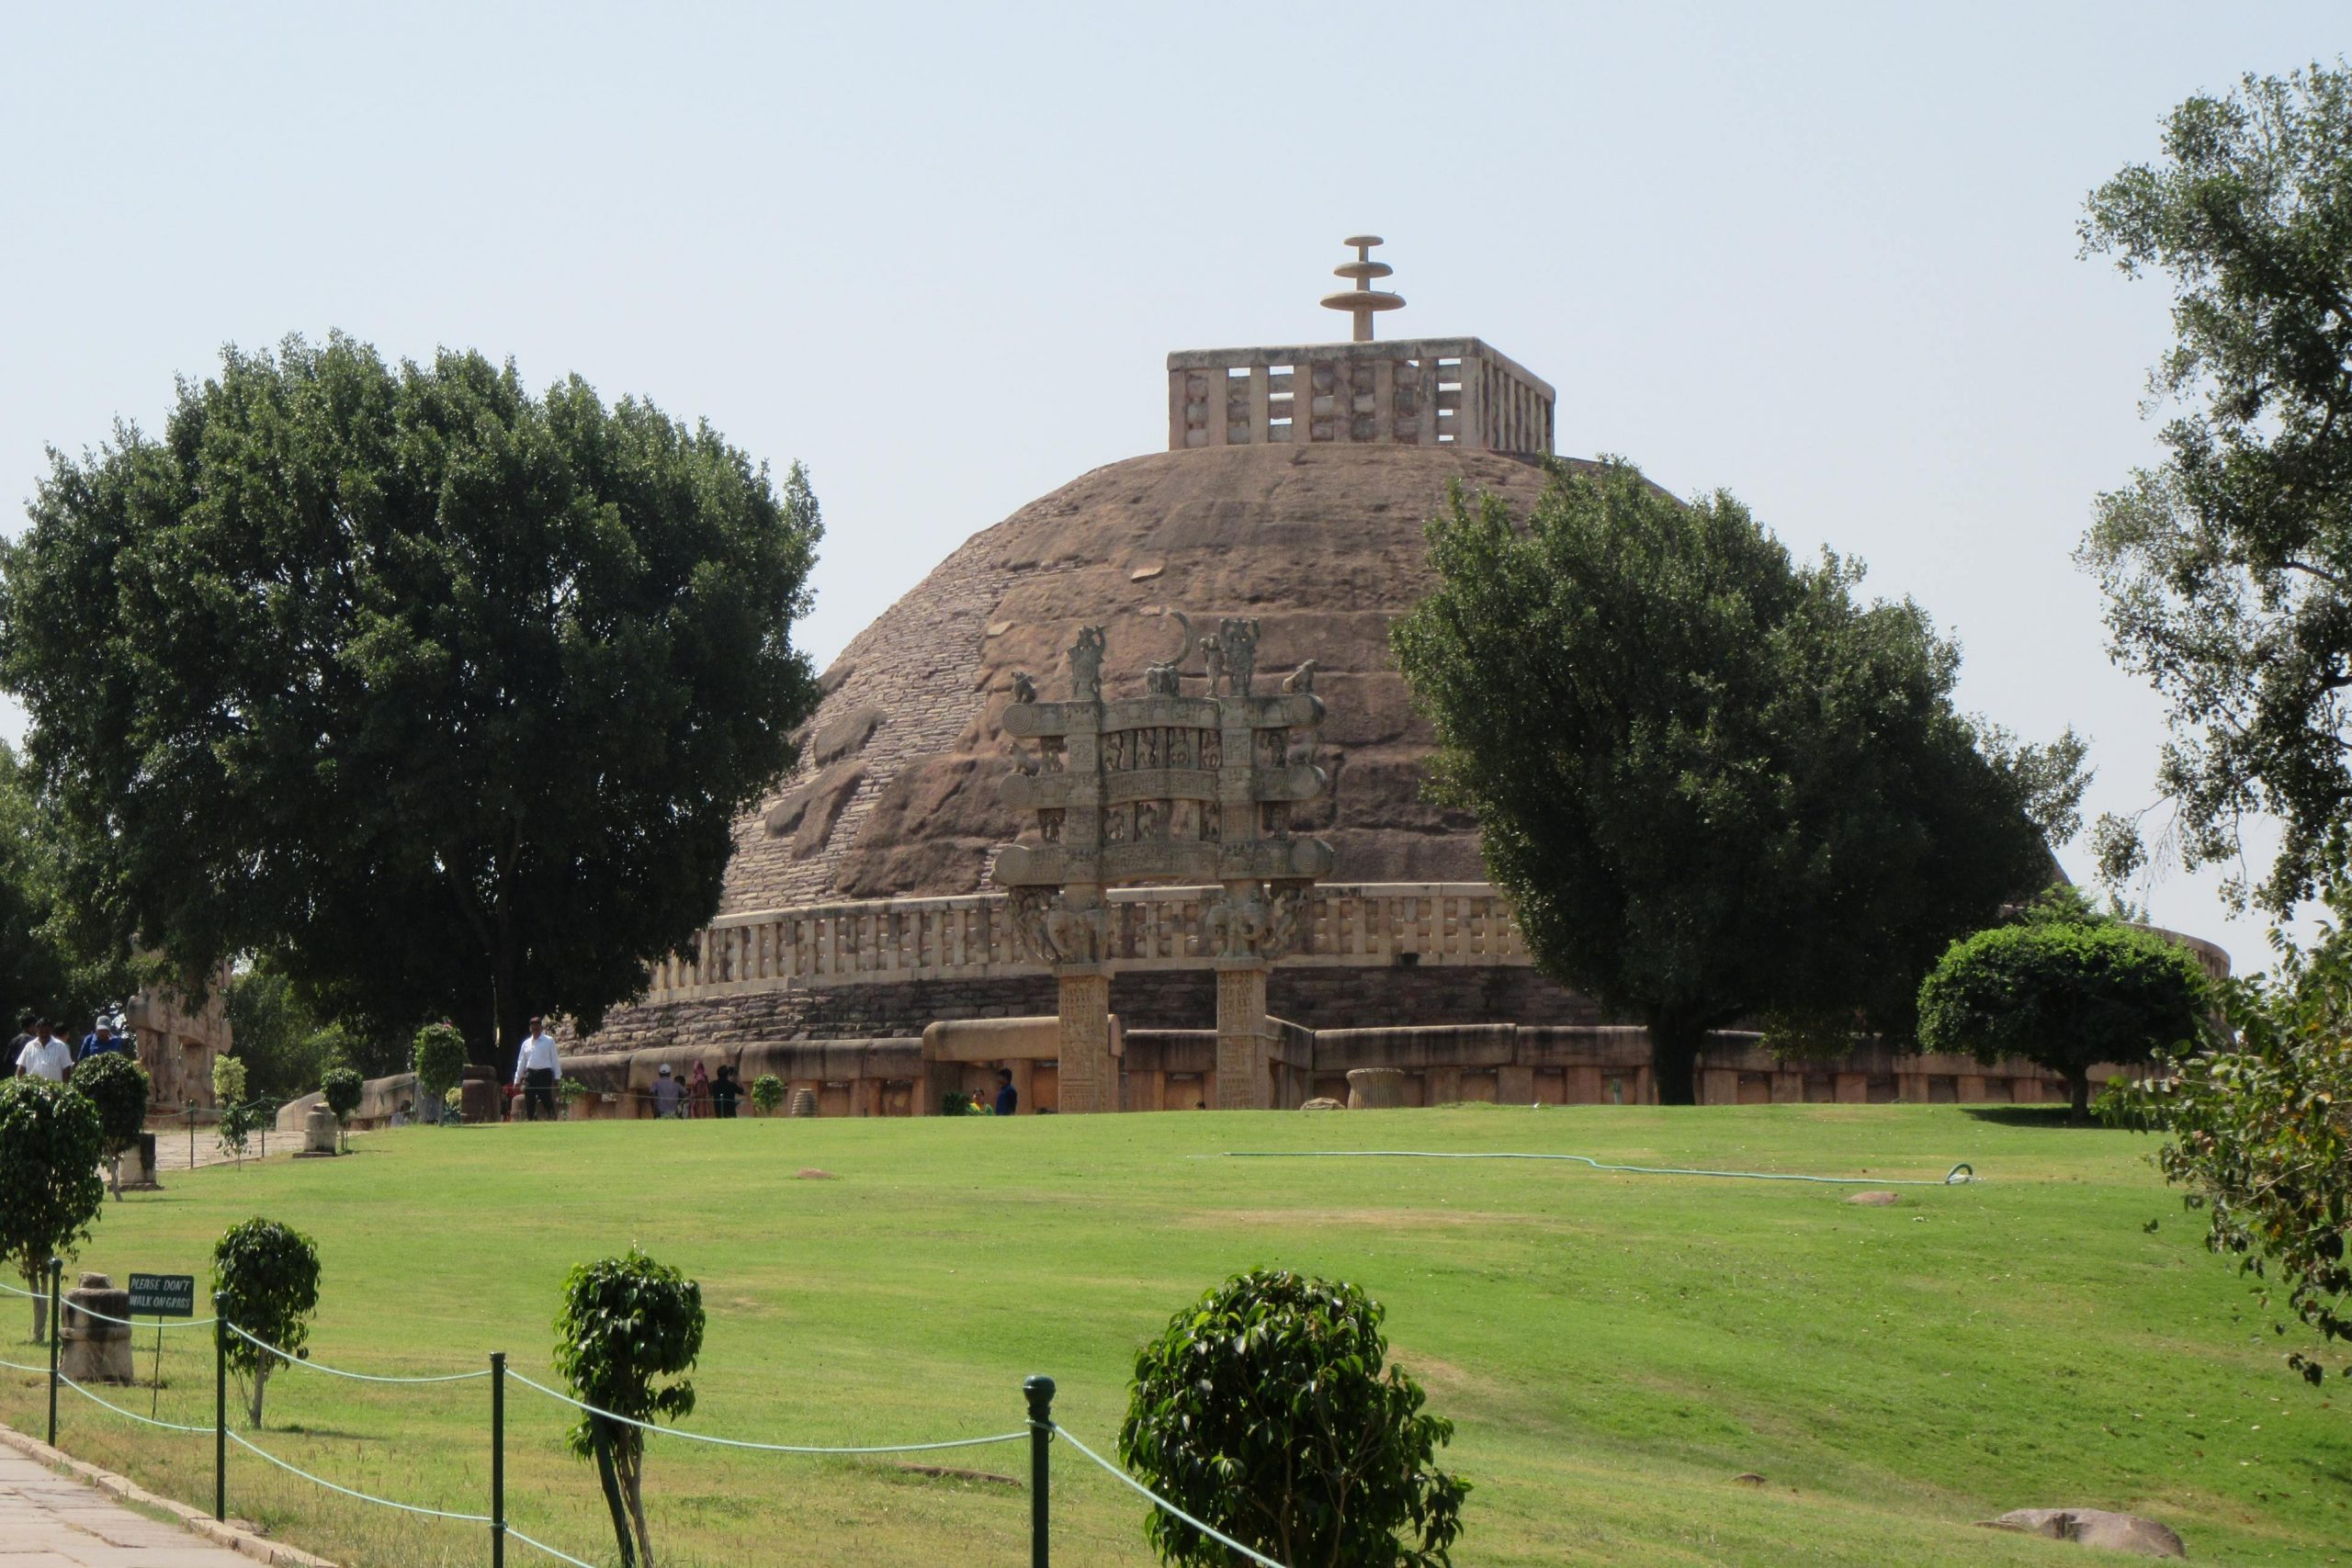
0,740,122,1033
2079,65,2352,915
1392,460,2084,1103
0,334,822,1074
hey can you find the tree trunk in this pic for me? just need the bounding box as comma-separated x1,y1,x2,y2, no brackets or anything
249,1363,270,1428
2068,1070,2091,1124
621,1443,657,1568
591,1427,636,1568
1648,1014,1705,1106
28,1288,44,1346
107,1153,122,1200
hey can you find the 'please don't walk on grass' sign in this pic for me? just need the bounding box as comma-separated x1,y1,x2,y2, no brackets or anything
127,1273,195,1317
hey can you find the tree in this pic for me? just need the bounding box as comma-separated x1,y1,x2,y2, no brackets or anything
1917,888,2213,1120
211,1055,256,1166
2079,66,2352,916
1121,1269,1466,1568
319,1067,362,1154
554,1247,704,1568
225,960,409,1104
212,1217,320,1427
0,741,125,1036
0,1077,105,1340
2123,896,2352,1382
412,1021,467,1123
69,1050,150,1197
749,1074,785,1117
0,333,824,1076
1391,460,2085,1102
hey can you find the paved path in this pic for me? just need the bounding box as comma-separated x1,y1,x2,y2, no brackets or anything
0,1443,254,1565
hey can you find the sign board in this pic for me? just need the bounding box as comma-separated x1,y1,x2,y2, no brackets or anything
126,1273,196,1318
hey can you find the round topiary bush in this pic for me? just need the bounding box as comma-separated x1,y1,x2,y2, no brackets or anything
411,1022,467,1120
556,1247,704,1567
1121,1269,1468,1568
0,1077,106,1340
212,1216,321,1427
320,1066,363,1152
69,1050,150,1197
750,1074,785,1117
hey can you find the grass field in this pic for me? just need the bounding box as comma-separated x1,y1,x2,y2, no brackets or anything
0,1104,2345,1567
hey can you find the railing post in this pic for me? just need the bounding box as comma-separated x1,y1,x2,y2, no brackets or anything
214,1318,227,1520
491,1351,506,1567
1024,1374,1055,1568
45,1258,61,1447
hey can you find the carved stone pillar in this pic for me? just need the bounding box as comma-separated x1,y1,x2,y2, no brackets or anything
1215,959,1272,1110
1057,965,1119,1114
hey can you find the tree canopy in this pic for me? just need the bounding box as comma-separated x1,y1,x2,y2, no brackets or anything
212,1216,321,1427
1391,459,2085,1102
2079,65,2352,915
2123,897,2352,1383
0,741,123,1035
1121,1269,1466,1568
0,333,823,1073
0,1077,105,1339
1917,888,2213,1119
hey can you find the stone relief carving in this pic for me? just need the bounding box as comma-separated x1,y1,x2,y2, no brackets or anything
1168,730,1191,767
1145,613,1192,697
1204,884,1267,960
1262,879,1312,962
1043,895,1106,965
1105,731,1126,770
1038,808,1064,843
1068,626,1106,702
1201,730,1221,769
1007,739,1039,776
1010,670,1037,704
1039,736,1066,773
1216,617,1260,695
1283,659,1317,694
1200,636,1225,695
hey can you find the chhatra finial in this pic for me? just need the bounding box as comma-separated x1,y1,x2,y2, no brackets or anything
1319,234,1405,343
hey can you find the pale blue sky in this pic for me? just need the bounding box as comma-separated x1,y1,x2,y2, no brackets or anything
2,3,2343,965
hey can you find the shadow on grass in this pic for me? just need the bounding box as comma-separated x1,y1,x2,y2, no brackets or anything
1959,1105,2091,1131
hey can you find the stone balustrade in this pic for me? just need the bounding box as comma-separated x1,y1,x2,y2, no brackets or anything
641,882,1530,1003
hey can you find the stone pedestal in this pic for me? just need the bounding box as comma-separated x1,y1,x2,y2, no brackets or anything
1056,966,1119,1114
1215,962,1272,1110
460,1066,499,1124
61,1273,135,1385
1347,1067,1406,1110
120,1132,161,1191
302,1105,337,1156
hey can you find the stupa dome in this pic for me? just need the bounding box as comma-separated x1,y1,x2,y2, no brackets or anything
722,440,1576,915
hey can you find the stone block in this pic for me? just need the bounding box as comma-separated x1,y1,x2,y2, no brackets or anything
61,1273,135,1384
1347,1067,1405,1110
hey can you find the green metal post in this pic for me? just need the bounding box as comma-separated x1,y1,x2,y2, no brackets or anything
491,1351,506,1567
214,1319,227,1520
45,1258,61,1447
1024,1374,1055,1568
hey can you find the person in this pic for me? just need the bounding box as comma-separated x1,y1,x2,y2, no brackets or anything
712,1064,741,1119
688,1060,713,1120
651,1063,683,1119
7,1013,34,1076
78,1017,130,1062
513,1016,563,1122
15,1021,73,1083
993,1067,1018,1117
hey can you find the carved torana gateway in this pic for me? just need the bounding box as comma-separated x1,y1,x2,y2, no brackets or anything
993,617,1331,1111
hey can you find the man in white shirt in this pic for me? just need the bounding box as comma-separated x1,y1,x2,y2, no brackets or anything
513,1016,563,1122
15,1021,74,1083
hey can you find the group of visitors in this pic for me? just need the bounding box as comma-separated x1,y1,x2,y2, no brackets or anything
7,1014,131,1082
647,1059,742,1118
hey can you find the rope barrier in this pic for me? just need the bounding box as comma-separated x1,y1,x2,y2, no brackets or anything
506,1371,1027,1455
1054,1426,1289,1568
1216,1150,1978,1186
504,1526,601,1568
0,1353,51,1375
56,1371,214,1435
227,1323,492,1383
224,1429,492,1523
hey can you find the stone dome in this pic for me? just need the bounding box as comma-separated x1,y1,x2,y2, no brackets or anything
720,442,1581,914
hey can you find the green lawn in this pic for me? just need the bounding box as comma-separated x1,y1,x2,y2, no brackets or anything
1,1105,2345,1567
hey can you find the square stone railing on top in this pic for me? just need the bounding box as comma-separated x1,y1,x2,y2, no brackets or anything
639,882,1531,1003
1166,337,1555,456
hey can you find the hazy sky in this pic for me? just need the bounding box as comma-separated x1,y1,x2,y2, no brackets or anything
2,3,2344,967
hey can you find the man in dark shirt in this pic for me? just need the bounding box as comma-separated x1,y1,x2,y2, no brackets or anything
993,1067,1017,1117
